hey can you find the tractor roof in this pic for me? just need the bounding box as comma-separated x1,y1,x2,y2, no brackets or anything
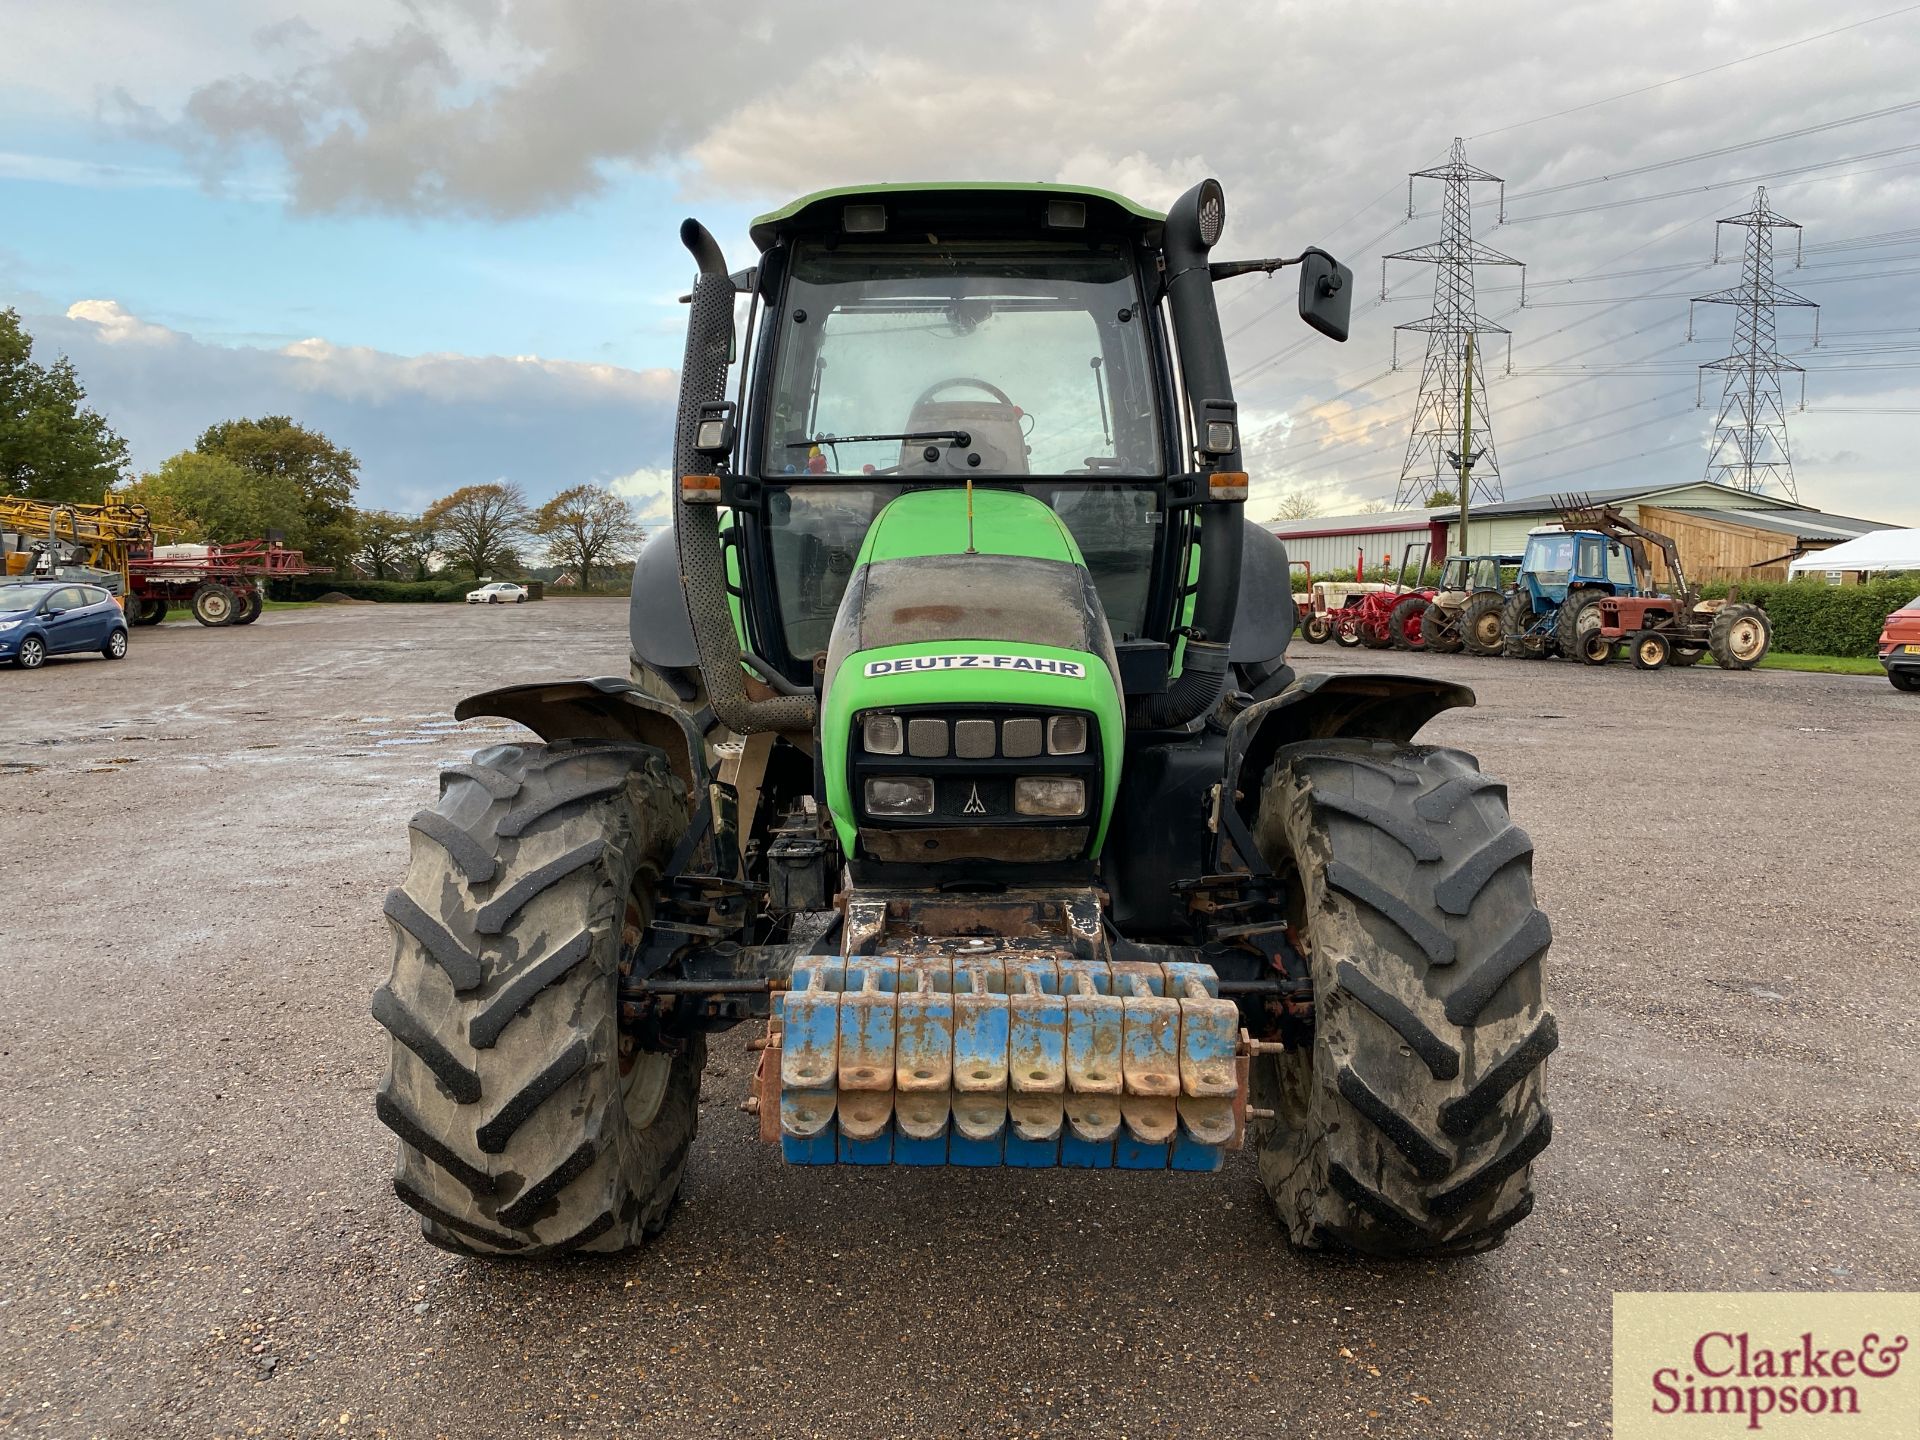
748,182,1164,251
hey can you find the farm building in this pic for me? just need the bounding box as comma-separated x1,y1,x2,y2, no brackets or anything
1268,483,1894,584
1265,507,1450,579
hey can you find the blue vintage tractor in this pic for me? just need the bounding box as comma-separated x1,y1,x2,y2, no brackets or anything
1500,525,1643,659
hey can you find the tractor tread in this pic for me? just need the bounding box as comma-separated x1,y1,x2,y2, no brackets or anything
1334,960,1460,1081
1428,1113,1553,1217
499,775,629,838
1445,909,1553,1025
393,1181,526,1251
1250,740,1554,1257
467,929,594,1050
1326,860,1456,965
476,1039,590,1154
498,1141,599,1229
440,763,521,801
408,809,497,884
1441,1014,1560,1138
1433,823,1534,916
1336,1065,1451,1181
475,840,605,935
372,985,482,1104
375,739,702,1257
381,889,484,991
376,1086,494,1198
1414,772,1505,821
1311,793,1443,862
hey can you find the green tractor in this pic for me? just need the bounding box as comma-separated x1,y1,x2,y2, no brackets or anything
373,181,1555,1259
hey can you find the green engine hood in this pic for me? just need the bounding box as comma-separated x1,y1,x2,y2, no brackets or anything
819,488,1125,861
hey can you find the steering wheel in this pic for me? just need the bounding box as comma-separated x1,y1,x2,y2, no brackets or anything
911,376,1015,410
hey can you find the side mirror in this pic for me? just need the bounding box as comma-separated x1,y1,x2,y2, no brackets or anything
1297,248,1353,342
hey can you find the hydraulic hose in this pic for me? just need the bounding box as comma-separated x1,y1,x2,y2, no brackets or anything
673,219,816,735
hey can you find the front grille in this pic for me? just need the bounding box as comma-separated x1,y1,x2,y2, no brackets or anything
850,704,1101,838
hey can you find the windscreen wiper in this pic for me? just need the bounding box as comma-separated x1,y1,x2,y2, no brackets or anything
786,430,972,450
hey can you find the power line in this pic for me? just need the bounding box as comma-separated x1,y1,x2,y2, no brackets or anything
1466,4,1920,140
1501,147,1920,225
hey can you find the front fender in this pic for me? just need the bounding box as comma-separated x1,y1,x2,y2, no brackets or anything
454,676,710,793
1222,672,1474,828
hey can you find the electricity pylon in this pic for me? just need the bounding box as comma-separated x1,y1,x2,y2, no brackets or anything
1384,137,1524,508
1690,186,1818,499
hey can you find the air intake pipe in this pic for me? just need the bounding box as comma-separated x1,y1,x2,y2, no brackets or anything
673,219,817,735
1129,179,1243,730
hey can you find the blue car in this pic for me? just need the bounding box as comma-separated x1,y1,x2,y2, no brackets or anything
0,582,131,669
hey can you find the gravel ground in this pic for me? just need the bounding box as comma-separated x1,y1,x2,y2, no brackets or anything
0,600,1913,1439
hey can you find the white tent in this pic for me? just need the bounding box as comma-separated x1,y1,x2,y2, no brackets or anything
1787,528,1920,574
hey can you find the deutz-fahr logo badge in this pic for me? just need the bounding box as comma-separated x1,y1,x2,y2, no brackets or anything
864,654,1086,679
961,784,987,816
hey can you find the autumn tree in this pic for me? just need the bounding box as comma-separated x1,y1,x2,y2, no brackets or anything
196,416,359,567
531,484,644,591
423,483,530,578
129,451,306,545
1268,491,1324,521
0,308,130,502
352,509,419,580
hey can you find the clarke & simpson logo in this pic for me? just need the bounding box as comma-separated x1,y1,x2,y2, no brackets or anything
1614,1294,1919,1439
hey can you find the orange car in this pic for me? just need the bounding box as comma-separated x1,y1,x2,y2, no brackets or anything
1881,594,1920,692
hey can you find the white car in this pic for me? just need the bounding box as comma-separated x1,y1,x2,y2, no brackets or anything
466,582,528,605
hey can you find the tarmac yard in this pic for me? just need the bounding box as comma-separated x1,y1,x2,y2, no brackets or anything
0,600,1913,1438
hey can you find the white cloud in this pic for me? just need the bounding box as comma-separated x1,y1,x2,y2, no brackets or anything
607,466,674,529
65,299,177,345
42,300,680,513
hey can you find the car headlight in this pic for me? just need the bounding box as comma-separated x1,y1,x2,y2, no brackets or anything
864,777,934,816
0,619,21,632
1014,776,1085,817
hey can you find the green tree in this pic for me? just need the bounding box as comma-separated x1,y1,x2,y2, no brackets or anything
0,308,130,502
196,416,359,567
397,516,440,580
131,451,307,544
1426,487,1459,508
531,484,644,591
352,508,419,580
423,483,529,578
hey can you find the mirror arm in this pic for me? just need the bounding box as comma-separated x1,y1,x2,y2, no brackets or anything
1207,254,1308,281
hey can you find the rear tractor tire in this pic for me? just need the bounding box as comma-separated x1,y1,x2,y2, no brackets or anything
232,587,263,625
1461,594,1506,657
1389,595,1430,651
1501,592,1547,659
1419,602,1464,654
135,599,167,626
1555,587,1608,662
1248,740,1556,1257
373,739,702,1256
1709,603,1770,670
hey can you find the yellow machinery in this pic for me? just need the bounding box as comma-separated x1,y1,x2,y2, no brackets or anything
0,496,154,598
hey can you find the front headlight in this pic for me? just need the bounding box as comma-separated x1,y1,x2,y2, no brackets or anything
864,776,935,816
1014,776,1085,817
0,619,22,632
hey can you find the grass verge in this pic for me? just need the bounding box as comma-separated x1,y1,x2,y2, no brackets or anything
1757,651,1884,676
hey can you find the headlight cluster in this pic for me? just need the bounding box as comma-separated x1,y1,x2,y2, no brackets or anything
855,708,1095,825
860,712,1085,759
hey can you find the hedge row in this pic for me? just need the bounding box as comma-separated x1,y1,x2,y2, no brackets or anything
272,577,526,603
1697,575,1919,656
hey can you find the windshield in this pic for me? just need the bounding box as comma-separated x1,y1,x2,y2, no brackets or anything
763,245,1162,479
1525,534,1574,585
0,588,49,614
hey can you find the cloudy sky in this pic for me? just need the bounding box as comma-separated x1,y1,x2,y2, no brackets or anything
4,0,1917,526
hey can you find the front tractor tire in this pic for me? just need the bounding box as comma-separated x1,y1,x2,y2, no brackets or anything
374,739,702,1256
1709,603,1770,670
1250,740,1556,1257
